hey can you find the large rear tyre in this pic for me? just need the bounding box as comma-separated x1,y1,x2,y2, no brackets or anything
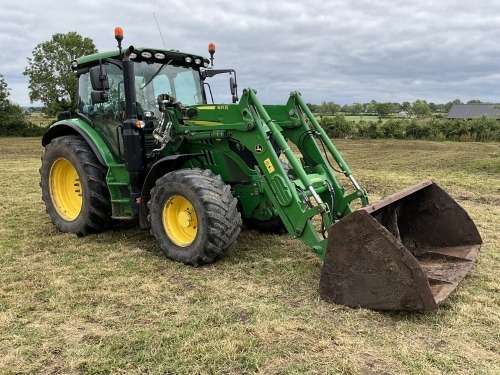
243,215,287,234
148,169,241,266
40,135,112,236
243,160,290,234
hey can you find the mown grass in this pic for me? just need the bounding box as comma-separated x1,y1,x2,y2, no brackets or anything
25,112,54,128
0,138,498,374
343,115,381,123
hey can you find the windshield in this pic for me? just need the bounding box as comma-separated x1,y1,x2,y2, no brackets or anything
76,61,205,161
134,62,204,116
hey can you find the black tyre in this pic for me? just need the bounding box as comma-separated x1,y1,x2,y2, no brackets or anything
40,135,112,236
148,169,241,266
243,215,287,234
243,160,289,235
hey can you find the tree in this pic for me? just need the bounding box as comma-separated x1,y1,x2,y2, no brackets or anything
23,32,97,116
445,99,462,113
341,104,352,113
306,103,319,113
0,74,9,104
402,101,412,115
317,101,341,115
365,102,376,114
412,99,431,117
352,103,364,115
0,73,41,136
374,102,392,119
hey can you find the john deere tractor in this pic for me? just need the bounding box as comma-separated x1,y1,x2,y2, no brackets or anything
40,28,482,311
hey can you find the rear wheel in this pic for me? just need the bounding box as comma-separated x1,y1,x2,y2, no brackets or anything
243,215,287,234
148,169,241,266
40,135,112,236
243,160,289,235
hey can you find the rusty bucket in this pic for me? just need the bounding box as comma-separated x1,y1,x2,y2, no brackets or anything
319,180,482,311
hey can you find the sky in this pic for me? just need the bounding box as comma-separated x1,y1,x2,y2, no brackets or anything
2,0,500,107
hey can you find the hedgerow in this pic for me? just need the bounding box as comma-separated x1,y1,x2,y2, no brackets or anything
319,115,500,142
0,103,46,137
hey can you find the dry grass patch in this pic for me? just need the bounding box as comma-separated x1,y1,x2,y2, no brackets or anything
0,137,498,374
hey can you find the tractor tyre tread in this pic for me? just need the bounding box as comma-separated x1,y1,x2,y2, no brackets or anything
148,168,241,266
40,135,112,236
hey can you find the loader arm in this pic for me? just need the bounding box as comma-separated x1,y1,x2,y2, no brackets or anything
190,88,372,258
248,89,374,256
171,88,481,311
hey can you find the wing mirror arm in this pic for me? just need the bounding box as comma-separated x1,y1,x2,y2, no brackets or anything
201,69,238,103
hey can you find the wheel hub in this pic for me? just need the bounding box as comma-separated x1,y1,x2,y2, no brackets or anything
163,195,198,247
49,157,82,221
177,210,193,228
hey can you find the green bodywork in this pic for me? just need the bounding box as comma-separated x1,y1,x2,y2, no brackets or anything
45,47,370,260
170,89,370,257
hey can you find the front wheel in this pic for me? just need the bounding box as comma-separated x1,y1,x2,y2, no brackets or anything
148,169,241,266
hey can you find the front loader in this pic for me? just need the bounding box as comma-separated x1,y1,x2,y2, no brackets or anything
40,28,482,311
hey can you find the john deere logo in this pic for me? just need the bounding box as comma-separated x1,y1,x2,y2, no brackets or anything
255,145,263,154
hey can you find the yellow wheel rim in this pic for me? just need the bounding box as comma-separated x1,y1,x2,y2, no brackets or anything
163,195,198,247
49,158,82,221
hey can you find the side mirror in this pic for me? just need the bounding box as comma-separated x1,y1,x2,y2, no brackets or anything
90,66,109,90
89,66,109,104
91,91,108,104
230,76,238,103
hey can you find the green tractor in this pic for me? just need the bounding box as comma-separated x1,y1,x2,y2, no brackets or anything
40,28,482,311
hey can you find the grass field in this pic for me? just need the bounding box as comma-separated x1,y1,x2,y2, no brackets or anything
25,112,54,128
343,115,381,123
0,137,499,374
317,115,383,123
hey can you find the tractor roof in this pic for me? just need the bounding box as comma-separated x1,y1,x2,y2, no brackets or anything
71,47,210,71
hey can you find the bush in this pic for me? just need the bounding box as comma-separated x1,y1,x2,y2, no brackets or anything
469,116,500,141
380,119,405,139
367,122,381,138
0,103,46,137
426,118,446,141
355,121,370,138
319,114,354,138
348,116,500,142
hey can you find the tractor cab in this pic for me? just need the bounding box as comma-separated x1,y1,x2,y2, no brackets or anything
72,43,237,162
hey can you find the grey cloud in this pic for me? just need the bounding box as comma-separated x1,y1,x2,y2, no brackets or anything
1,0,500,106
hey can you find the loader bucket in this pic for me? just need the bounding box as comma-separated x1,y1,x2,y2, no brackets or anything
319,180,482,311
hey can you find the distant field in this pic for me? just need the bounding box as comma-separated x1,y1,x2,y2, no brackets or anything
0,137,499,374
344,114,381,122
26,112,54,127
318,114,389,123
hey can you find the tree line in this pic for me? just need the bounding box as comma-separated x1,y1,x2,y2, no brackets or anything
306,99,477,119
0,31,499,140
319,114,500,142
0,32,96,136
0,74,43,136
